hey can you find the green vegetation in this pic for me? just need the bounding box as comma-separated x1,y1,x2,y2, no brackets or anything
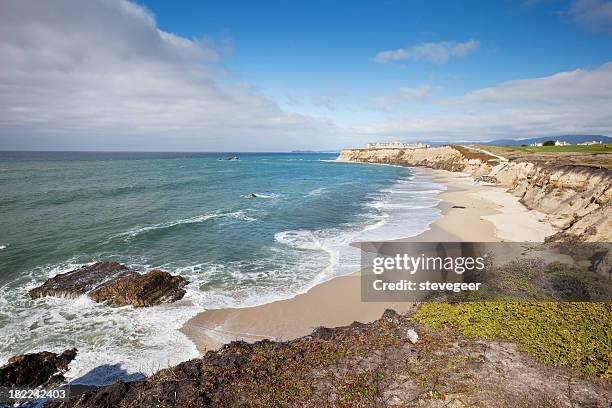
412,301,612,378
479,143,612,168
501,143,612,154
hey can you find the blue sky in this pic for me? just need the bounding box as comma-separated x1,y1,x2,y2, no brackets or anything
0,0,611,150
141,0,612,122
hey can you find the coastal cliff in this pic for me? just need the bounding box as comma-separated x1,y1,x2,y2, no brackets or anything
337,146,612,242
45,306,612,407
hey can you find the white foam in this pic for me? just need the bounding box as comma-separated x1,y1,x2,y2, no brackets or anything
275,230,323,251
112,210,256,240
271,170,445,288
0,244,7,250
0,260,201,386
306,187,327,196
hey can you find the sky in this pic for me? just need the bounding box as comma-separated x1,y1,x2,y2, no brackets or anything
0,0,611,151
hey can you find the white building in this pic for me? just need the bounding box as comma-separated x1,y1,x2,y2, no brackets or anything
529,142,543,147
577,140,603,145
554,140,570,146
367,141,430,149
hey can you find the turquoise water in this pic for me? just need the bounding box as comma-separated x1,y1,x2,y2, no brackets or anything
0,152,443,384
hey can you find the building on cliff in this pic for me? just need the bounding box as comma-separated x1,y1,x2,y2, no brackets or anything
366,141,430,149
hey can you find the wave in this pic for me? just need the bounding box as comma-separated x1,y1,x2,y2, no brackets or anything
380,188,442,194
362,215,388,232
0,244,8,250
112,211,256,241
270,171,445,287
0,258,200,386
306,187,327,197
275,230,324,251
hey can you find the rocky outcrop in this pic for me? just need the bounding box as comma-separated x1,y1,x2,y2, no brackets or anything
474,175,498,184
336,146,496,176
337,147,612,242
29,262,188,307
89,269,188,307
0,348,77,387
494,163,612,242
29,261,131,299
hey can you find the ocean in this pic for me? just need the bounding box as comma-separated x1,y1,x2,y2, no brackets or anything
0,151,444,384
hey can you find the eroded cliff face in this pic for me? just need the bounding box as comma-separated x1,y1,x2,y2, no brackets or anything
495,162,612,241
337,147,612,242
337,146,494,175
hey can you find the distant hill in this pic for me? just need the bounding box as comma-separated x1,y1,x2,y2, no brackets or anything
482,135,612,146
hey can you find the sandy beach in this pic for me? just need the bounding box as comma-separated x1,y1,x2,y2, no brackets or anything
180,168,557,353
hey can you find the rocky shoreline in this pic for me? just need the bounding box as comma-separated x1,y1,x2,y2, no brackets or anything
0,349,77,388
337,146,612,242
29,261,188,307
2,308,609,407
2,252,609,406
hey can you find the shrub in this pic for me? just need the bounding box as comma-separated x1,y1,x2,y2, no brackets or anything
412,302,612,378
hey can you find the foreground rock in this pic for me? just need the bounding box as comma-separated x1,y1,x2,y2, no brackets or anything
0,349,77,387
29,262,188,307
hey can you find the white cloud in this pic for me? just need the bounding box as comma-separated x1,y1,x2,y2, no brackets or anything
569,0,612,33
450,63,612,104
374,40,478,64
445,63,612,106
0,0,334,151
369,86,432,111
354,62,612,141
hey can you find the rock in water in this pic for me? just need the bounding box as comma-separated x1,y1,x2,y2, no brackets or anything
29,261,131,299
29,262,188,307
90,269,188,307
0,349,77,387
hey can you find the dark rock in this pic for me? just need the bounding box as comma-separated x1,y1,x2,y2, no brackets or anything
75,380,134,407
592,250,612,277
382,308,399,321
29,262,188,307
474,175,498,184
311,326,334,340
89,269,188,307
452,205,466,209
0,348,76,387
29,261,131,299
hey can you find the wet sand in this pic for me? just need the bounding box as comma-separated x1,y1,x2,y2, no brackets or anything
180,169,557,353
